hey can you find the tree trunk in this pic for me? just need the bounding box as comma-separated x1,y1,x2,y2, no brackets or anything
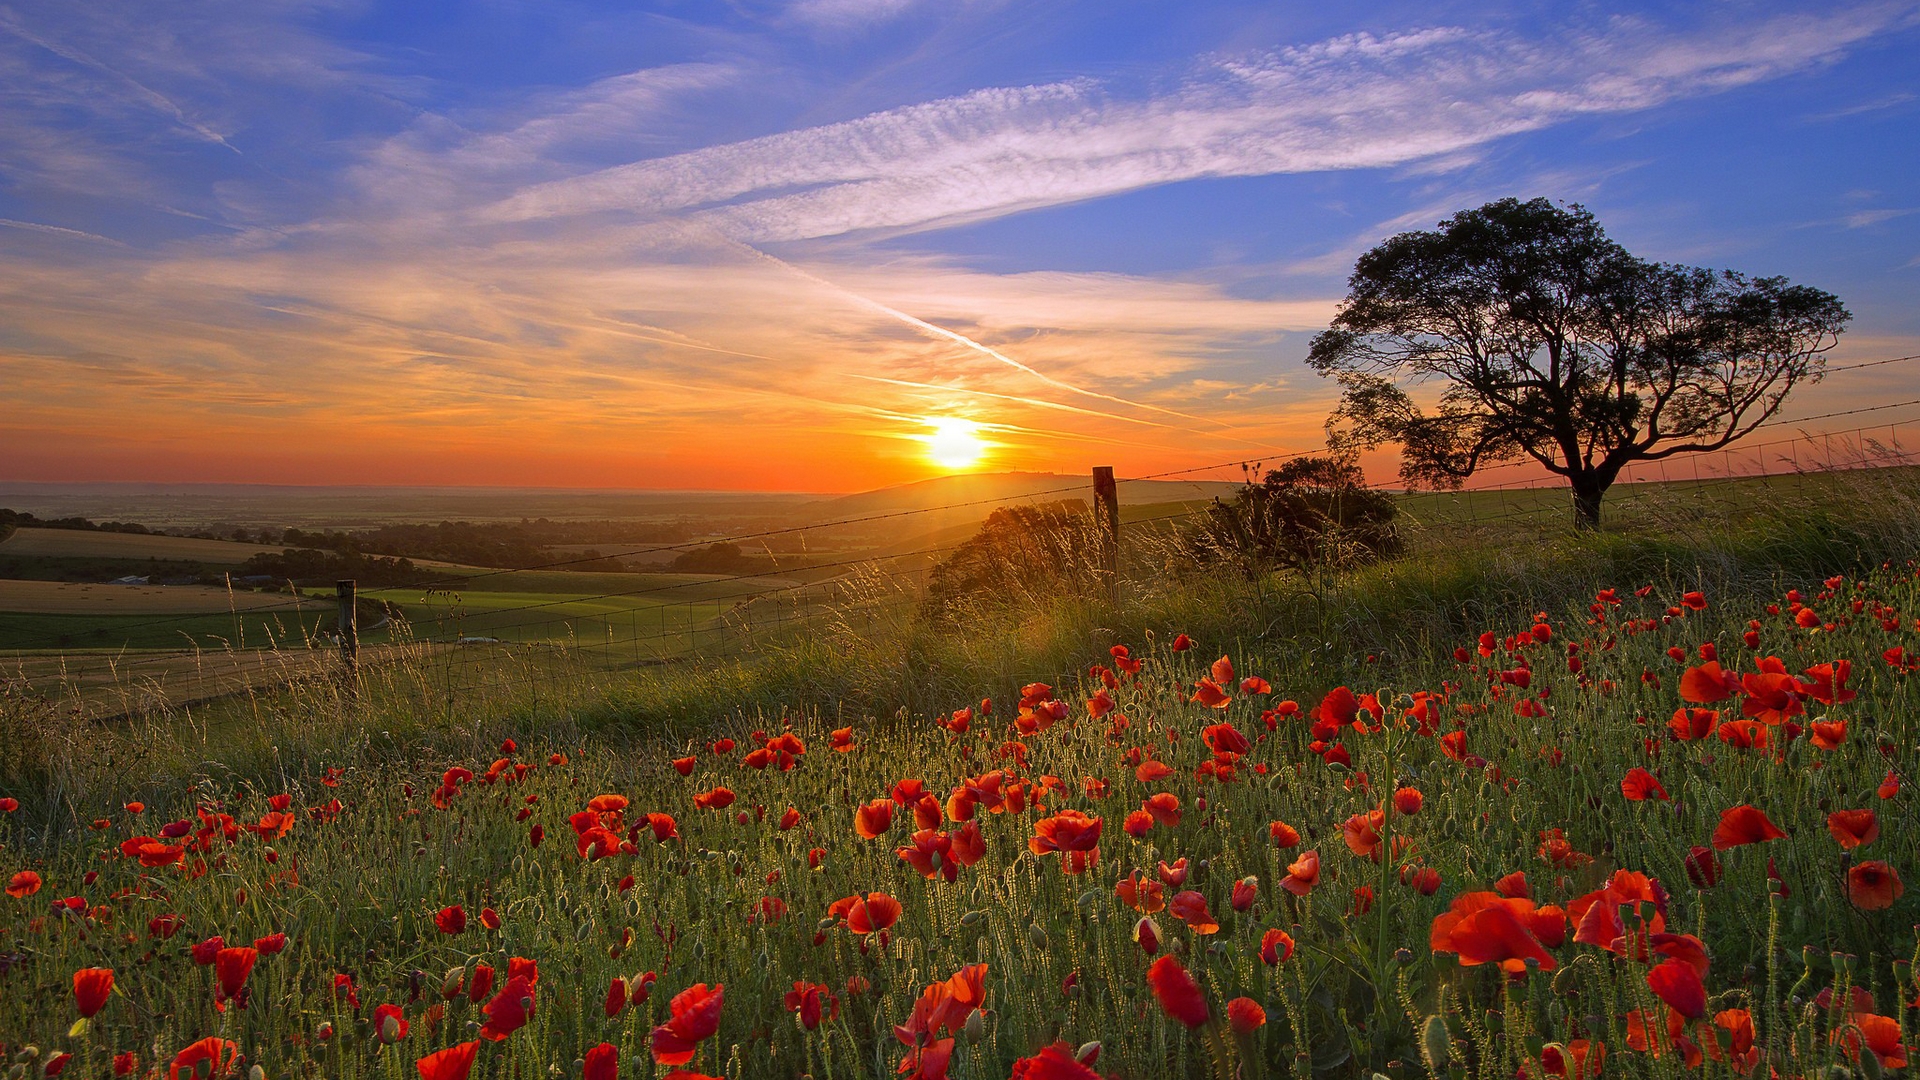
1570,476,1605,530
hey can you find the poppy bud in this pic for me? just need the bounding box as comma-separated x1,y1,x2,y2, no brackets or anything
1027,922,1049,950
315,1022,333,1041
1134,916,1160,955
960,910,985,926
963,1008,987,1042
1076,1042,1101,1066
441,967,465,1000
377,1012,403,1044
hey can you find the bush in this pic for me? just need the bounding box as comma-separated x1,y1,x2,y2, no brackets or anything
1190,455,1401,577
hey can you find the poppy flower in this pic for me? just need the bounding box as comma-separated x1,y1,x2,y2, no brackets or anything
1008,1042,1101,1080
167,1038,238,1080
1260,928,1295,964
1541,1040,1604,1080
1848,861,1904,910
1115,870,1165,914
1678,662,1740,704
692,787,735,810
1142,793,1181,827
1429,892,1558,972
831,727,856,751
1190,678,1232,709
848,892,902,934
435,905,467,935
1880,771,1901,799
1828,809,1879,850
1280,850,1320,896
214,946,257,1010
415,1041,481,1080
1269,821,1300,849
1684,846,1720,888
1157,858,1189,886
1201,723,1250,756
558,1043,613,1080
1232,876,1258,911
1668,708,1718,741
1168,890,1219,934
1711,805,1786,850
1393,787,1423,815
1646,959,1706,1019
1171,633,1192,651
1620,768,1669,802
191,936,224,965
1029,811,1102,874
1809,719,1848,751
1146,955,1209,1028
479,974,535,1041
375,1002,409,1044
672,757,696,776
784,981,839,1030
1134,916,1161,955
651,983,725,1065
1135,760,1174,783
6,870,41,898
1835,1013,1909,1069
1220,996,1265,1035
1342,810,1384,860
254,932,287,954
854,798,894,839
73,967,114,1017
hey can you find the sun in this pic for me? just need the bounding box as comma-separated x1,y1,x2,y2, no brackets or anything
923,417,987,470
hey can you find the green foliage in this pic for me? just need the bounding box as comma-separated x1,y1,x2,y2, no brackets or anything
919,501,1103,626
1190,456,1402,579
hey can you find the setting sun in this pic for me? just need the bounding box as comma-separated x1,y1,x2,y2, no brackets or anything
923,418,987,470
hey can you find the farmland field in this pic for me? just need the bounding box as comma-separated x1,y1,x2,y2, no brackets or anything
1,561,1915,1079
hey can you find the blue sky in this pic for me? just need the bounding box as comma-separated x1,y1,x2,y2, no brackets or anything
1,0,1916,489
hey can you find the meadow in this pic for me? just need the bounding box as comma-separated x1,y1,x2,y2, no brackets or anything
1,467,1918,1079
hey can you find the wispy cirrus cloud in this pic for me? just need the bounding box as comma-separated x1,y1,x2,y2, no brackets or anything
481,4,1920,241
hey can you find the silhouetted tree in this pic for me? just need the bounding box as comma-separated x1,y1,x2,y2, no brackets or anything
1307,198,1850,527
1193,455,1400,577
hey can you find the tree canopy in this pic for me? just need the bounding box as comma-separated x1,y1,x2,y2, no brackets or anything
1307,198,1850,526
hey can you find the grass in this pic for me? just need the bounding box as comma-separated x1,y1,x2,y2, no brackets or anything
1,465,1918,1077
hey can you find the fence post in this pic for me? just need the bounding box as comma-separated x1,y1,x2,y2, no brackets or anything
1092,466,1120,605
336,579,359,696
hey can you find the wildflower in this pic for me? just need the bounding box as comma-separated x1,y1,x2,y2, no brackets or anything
479,974,535,1040
166,1038,238,1080
1260,927,1295,964
213,946,257,1011
74,967,114,1017
1168,890,1219,934
1827,809,1879,850
582,1044,619,1080
1394,787,1423,815
8,870,43,898
1429,892,1559,972
1848,861,1904,910
1281,850,1321,896
415,1041,480,1080
1029,811,1102,874
1226,997,1266,1034
1711,805,1786,850
1146,955,1209,1028
784,981,839,1030
1009,1042,1101,1080
1646,959,1706,1019
375,1003,409,1043
434,905,467,935
1619,768,1669,802
854,798,894,839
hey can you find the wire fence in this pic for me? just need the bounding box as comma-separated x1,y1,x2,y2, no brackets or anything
4,356,1919,720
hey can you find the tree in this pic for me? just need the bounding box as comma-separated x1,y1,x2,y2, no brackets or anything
920,502,1101,626
1307,198,1850,527
1192,455,1400,577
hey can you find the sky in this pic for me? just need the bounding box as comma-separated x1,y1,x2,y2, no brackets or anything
1,1,1917,493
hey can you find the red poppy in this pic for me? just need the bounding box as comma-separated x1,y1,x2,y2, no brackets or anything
1135,760,1174,783
1142,792,1181,827
672,757,696,776
1115,870,1165,913
1260,928,1295,964
1848,861,1904,910
1394,787,1423,815
1227,997,1266,1034
213,946,257,1011
692,787,735,810
1678,662,1739,704
1541,1040,1605,1080
848,892,902,934
1828,809,1879,850
479,974,536,1041
1740,669,1804,725
1494,871,1530,899
375,1002,409,1044
1168,890,1218,934
1232,876,1258,911
1668,708,1719,740
854,798,894,839
1711,805,1786,850
73,967,113,1018
1684,846,1720,888
8,870,42,898
784,981,840,1030
1171,633,1192,651
651,983,725,1065
254,932,287,953
435,905,467,935
1342,810,1384,860
1836,1013,1909,1069
166,1038,238,1080
1269,821,1300,848
1429,892,1559,972
1810,719,1848,750
1280,850,1320,896
1646,959,1706,1019
1008,1042,1101,1080
1146,955,1209,1028
415,1041,480,1080
1029,811,1102,874
1620,768,1669,802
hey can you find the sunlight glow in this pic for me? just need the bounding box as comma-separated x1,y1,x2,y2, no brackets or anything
923,417,987,470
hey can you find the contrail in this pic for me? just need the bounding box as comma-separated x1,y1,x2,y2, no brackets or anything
728,239,1248,433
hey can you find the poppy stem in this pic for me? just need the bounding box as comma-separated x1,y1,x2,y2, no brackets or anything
1370,715,1398,1070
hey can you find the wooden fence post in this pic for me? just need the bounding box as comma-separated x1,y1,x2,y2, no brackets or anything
1092,466,1120,605
336,579,359,695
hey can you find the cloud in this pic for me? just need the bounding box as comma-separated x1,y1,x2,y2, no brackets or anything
482,5,1920,240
